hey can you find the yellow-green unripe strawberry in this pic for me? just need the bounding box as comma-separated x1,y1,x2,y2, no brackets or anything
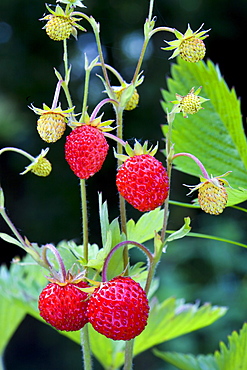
31,157,52,177
180,92,202,115
37,113,67,143
40,4,86,42
162,24,210,63
171,87,209,118
179,37,206,63
20,148,52,177
30,103,74,143
45,16,73,41
198,180,228,215
115,88,139,111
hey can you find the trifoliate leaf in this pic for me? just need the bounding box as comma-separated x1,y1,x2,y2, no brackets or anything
161,59,247,200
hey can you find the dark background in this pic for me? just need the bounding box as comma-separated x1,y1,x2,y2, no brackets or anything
0,0,247,369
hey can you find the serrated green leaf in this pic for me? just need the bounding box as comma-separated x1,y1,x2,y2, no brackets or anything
153,349,218,370
215,322,247,370
161,58,247,194
0,294,26,355
153,322,247,370
55,298,227,370
127,207,164,243
133,297,227,356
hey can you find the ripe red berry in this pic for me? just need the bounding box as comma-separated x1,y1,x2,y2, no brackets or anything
116,154,169,212
87,276,149,341
38,281,89,331
65,125,109,179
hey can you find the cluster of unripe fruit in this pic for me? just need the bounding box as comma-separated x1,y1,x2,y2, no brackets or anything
38,275,150,341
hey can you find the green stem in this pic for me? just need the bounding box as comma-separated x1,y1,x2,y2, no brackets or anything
131,0,155,86
60,39,74,110
147,0,155,21
0,205,48,269
115,107,129,272
124,340,134,370
131,37,149,86
160,111,174,243
95,62,125,85
1,206,30,251
149,25,176,37
80,62,91,122
80,181,91,368
80,179,89,264
63,39,69,80
0,147,34,162
81,325,93,370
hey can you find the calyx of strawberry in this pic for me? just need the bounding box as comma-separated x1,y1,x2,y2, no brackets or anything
69,111,115,132
114,140,159,162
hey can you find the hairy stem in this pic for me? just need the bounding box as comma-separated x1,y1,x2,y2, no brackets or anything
172,152,210,179
102,240,153,282
115,107,129,272
81,325,93,370
80,179,89,264
160,112,173,243
124,340,134,370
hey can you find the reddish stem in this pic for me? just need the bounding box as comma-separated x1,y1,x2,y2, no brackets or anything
172,152,210,180
42,244,67,283
102,240,154,282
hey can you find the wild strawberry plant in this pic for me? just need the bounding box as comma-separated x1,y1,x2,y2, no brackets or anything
0,0,247,369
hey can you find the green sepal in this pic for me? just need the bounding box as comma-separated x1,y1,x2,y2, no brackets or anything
165,217,191,243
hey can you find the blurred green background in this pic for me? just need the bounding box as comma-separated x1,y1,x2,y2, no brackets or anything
0,0,247,369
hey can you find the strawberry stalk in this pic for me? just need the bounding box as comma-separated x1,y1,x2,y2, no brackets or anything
101,240,154,289
172,152,210,179
41,243,67,281
80,179,89,264
160,111,174,242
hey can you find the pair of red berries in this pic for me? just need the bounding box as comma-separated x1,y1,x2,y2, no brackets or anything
38,276,150,341
65,125,169,212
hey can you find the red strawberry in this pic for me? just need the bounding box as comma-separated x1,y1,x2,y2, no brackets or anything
38,280,89,331
116,153,169,212
87,276,149,341
65,125,109,179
